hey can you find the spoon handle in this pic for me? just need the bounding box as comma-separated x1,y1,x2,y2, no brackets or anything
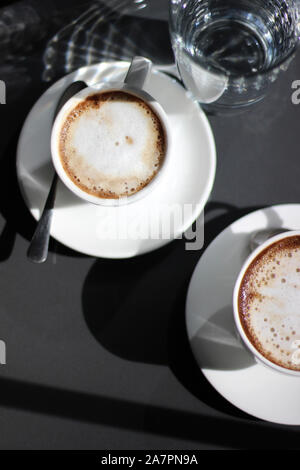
27,80,87,264
27,174,58,263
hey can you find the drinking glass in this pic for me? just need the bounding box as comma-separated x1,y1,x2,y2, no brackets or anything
169,0,300,111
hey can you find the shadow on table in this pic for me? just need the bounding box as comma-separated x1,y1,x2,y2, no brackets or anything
43,1,173,83
0,126,87,261
0,375,299,448
82,203,270,420
0,196,297,446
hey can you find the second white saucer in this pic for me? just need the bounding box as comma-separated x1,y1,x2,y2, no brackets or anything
186,204,300,425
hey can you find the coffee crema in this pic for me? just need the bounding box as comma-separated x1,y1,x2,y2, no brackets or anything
58,91,166,199
238,235,300,371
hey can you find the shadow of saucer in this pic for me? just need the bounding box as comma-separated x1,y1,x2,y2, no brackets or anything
82,203,267,419
82,240,177,365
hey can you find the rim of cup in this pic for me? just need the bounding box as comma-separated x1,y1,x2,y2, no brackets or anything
233,229,300,377
51,82,172,206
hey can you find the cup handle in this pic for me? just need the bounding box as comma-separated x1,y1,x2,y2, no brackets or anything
124,56,152,89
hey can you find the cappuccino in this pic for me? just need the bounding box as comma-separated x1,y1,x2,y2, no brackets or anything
238,235,300,371
58,91,166,199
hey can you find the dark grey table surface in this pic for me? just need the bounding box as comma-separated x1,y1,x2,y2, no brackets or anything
1,0,300,450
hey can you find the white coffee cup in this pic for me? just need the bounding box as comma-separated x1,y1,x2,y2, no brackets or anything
233,230,300,377
51,57,172,206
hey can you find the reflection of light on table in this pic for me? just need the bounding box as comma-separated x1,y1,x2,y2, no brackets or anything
43,0,172,83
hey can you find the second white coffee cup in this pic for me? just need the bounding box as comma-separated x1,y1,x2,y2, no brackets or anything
233,230,300,377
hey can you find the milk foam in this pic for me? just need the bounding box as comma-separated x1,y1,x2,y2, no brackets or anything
59,91,165,198
239,236,300,371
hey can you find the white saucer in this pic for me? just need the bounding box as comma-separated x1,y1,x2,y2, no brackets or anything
16,61,216,258
186,204,300,425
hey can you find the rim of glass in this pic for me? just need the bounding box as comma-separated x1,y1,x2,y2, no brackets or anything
168,0,299,79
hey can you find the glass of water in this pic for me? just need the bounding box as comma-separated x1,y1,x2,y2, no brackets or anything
169,0,300,111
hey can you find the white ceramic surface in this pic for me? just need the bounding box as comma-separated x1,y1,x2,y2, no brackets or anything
186,204,300,425
17,61,216,259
